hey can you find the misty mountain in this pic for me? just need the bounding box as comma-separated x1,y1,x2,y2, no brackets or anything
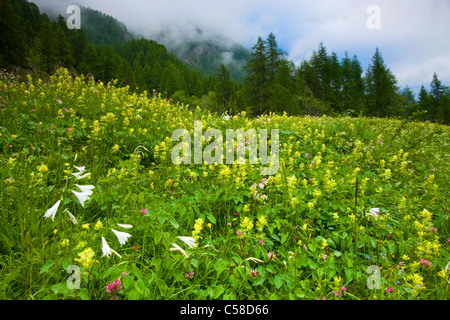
76,7,251,82
79,6,135,46
161,37,251,83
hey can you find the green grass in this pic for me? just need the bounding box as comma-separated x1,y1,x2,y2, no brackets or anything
0,68,449,300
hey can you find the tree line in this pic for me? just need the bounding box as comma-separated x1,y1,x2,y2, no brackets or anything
0,0,448,124
233,33,449,123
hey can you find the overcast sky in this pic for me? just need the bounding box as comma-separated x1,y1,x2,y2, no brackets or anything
32,0,450,93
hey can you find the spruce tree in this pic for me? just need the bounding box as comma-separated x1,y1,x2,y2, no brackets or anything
39,16,56,74
266,32,282,91
365,47,398,117
244,36,269,115
429,73,449,123
216,64,232,111
309,42,330,99
0,0,27,67
55,25,75,68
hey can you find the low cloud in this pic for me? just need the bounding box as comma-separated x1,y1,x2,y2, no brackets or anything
31,0,450,90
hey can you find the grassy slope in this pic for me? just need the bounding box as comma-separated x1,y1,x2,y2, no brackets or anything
0,68,448,300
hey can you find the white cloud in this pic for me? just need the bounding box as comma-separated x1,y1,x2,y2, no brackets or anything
30,0,450,90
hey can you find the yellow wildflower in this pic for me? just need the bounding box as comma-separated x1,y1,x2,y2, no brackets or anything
94,220,103,230
75,247,95,270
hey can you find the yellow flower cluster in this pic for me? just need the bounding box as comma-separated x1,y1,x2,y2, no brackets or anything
407,273,426,295
192,218,204,240
413,209,441,259
256,216,267,235
74,247,95,270
240,216,254,236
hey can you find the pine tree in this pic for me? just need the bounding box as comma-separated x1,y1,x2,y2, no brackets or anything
55,24,75,68
266,32,282,91
244,36,269,115
216,64,232,111
399,86,417,118
327,51,342,112
0,0,28,67
429,73,450,123
350,55,366,113
309,42,330,99
39,16,56,74
365,47,399,117
341,53,366,115
429,72,443,122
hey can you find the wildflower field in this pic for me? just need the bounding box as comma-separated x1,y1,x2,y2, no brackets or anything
0,68,449,300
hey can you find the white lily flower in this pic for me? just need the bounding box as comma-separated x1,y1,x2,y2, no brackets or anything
101,237,122,258
71,166,88,179
367,208,380,219
43,200,61,221
204,244,219,252
246,257,264,263
74,165,85,173
66,210,78,224
170,243,188,258
75,184,94,195
178,236,196,249
75,172,91,180
111,229,131,246
71,190,91,207
117,224,133,229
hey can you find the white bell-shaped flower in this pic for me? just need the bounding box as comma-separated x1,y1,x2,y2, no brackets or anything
111,229,131,247
43,200,61,221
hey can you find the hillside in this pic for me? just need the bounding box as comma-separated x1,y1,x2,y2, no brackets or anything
164,38,251,83
79,6,134,46
0,68,449,300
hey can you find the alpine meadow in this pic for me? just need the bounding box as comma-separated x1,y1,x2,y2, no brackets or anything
0,0,449,302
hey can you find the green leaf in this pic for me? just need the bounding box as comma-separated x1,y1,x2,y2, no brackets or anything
388,241,396,254
214,258,229,273
79,288,90,300
345,267,353,282
190,258,198,268
127,289,139,300
274,275,283,289
295,289,305,298
213,285,225,299
307,259,317,270
156,279,168,293
333,250,342,257
206,212,216,224
134,279,146,295
326,238,336,247
122,274,134,289
39,260,54,274
170,219,179,229
62,259,73,271
50,283,69,295
254,275,265,286
154,230,161,244
158,213,166,224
